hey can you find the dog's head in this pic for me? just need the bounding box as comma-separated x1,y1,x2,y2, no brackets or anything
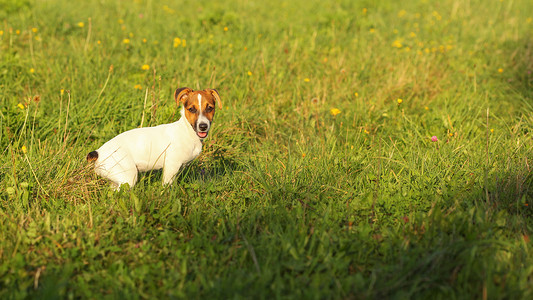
174,87,222,140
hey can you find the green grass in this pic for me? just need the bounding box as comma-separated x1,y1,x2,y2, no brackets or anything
1,0,532,298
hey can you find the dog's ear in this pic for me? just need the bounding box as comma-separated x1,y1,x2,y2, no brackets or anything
174,87,192,105
209,89,222,109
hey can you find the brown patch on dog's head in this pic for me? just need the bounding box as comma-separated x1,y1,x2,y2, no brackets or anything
174,87,222,139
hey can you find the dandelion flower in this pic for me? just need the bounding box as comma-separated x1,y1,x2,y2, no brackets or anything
498,68,504,73
123,38,130,44
490,128,494,133
77,22,85,28
134,84,142,90
60,89,65,95
304,78,310,82
29,68,35,73
32,27,38,33
330,108,341,116
354,92,359,97
364,129,370,134
142,38,147,43
21,145,27,154
397,98,403,104
141,64,150,70
224,26,228,31
97,40,101,45
0,30,3,36
16,30,20,35
17,103,25,109
431,136,438,142
247,71,253,76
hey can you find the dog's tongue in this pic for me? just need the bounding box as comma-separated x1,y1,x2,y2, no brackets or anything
198,132,208,138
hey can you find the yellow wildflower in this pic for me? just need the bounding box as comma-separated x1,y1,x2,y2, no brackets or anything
77,22,85,28
118,19,124,24
369,28,375,33
17,103,25,109
397,98,403,104
490,128,494,133
224,26,228,31
398,10,406,17
22,145,27,154
392,40,403,48
354,92,359,97
29,68,35,73
97,40,101,45
134,84,142,90
61,89,64,95
16,30,20,35
32,28,38,33
330,108,341,116
0,30,3,36
173,37,181,48
141,64,150,70
123,38,130,44
304,78,310,82
247,71,253,76
142,38,147,43
498,68,503,73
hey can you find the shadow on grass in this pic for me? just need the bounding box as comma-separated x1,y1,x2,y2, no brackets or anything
136,146,242,188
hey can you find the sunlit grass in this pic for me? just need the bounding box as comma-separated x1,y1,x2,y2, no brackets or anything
1,0,532,298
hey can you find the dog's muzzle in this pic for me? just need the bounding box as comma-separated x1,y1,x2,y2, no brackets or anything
196,122,210,139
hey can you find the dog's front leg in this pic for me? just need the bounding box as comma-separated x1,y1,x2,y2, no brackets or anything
162,163,182,185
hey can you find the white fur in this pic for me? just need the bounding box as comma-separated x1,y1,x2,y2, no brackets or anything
197,93,210,132
92,107,203,189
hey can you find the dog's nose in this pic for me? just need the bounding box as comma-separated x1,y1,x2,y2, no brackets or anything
198,123,208,131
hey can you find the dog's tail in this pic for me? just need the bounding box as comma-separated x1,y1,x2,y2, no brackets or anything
86,151,99,162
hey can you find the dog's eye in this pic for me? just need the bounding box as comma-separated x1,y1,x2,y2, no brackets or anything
205,106,214,113
188,107,197,113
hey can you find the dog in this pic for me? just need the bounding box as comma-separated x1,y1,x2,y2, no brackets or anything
87,87,221,189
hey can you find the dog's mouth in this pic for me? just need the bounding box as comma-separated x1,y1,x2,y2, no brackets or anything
197,131,208,139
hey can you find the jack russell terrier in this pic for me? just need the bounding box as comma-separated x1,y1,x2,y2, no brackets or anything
87,87,221,189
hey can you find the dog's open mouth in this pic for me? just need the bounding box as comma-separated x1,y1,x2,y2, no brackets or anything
197,132,208,138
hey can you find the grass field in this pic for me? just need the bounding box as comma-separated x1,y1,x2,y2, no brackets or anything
1,0,532,298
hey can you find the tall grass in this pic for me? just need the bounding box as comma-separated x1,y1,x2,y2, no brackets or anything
1,0,532,298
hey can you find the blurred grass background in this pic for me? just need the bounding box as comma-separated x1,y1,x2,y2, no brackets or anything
1,0,532,298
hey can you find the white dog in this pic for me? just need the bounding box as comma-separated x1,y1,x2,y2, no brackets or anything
87,88,221,189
